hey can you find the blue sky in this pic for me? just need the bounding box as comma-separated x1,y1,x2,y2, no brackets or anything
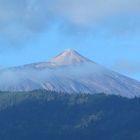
0,0,140,80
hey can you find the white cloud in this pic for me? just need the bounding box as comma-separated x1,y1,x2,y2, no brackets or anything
49,0,140,26
0,0,139,29
0,0,140,43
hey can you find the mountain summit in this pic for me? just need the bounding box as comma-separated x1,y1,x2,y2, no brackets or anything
1,49,140,98
22,49,92,69
49,49,92,66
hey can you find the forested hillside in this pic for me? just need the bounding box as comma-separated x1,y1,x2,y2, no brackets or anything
0,90,140,140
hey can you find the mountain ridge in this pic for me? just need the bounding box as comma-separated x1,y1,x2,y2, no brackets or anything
0,49,140,98
8,49,92,70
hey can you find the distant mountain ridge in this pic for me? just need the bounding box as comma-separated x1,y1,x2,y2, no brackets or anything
0,49,140,98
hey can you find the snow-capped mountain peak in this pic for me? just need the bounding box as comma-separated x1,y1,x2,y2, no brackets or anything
1,49,140,98
49,49,92,66
16,49,92,69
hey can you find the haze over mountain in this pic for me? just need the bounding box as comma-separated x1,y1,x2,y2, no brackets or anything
0,49,140,98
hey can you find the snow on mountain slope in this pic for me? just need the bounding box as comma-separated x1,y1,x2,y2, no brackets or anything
0,49,140,98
